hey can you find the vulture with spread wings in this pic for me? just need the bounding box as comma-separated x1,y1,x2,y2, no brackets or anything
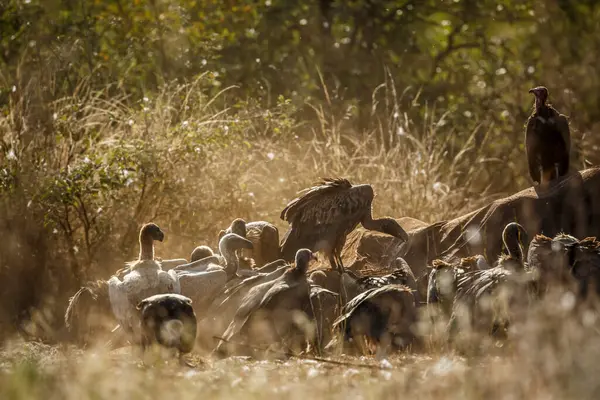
280,178,408,272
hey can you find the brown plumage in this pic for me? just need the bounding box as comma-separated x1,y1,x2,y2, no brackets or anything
330,284,418,355
527,233,578,292
215,249,316,357
525,86,571,185
572,237,600,299
280,178,408,272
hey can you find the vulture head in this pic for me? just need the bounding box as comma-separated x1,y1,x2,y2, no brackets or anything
529,86,549,110
190,245,214,262
138,223,164,261
219,233,254,255
294,248,317,274
141,223,165,242
502,222,528,259
219,233,254,278
219,218,247,241
379,218,409,242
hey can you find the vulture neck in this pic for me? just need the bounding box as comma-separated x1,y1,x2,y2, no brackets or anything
361,210,386,232
290,255,310,279
503,236,524,266
222,246,239,279
139,235,155,261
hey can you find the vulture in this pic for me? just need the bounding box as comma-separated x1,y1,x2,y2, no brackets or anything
107,223,180,339
571,237,600,300
527,232,579,293
137,293,197,365
177,233,253,315
198,260,291,351
190,245,214,263
220,218,281,268
215,249,316,357
308,285,340,354
525,86,571,185
355,258,419,297
330,284,418,355
426,255,484,318
309,269,343,294
450,222,530,337
280,178,409,272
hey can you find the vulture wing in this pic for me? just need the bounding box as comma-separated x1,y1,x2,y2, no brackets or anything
332,285,414,339
107,277,133,333
525,115,542,184
525,106,571,184
280,178,374,260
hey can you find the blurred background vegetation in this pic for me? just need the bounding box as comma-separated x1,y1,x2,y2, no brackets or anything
0,0,599,341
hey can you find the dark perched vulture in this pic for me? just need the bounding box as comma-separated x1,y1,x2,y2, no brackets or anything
215,249,316,357
280,178,408,272
525,86,571,185
137,294,197,365
330,284,418,355
450,222,531,336
219,218,281,268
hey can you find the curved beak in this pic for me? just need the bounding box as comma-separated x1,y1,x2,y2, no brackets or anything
528,88,535,94
157,231,165,242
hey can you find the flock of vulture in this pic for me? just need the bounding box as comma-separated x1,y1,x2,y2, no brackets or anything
63,87,595,364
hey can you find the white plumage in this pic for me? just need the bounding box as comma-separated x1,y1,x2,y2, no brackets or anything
107,223,181,338
108,261,181,333
177,233,253,316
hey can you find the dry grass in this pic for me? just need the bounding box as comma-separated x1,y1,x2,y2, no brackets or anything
1,76,595,399
2,294,600,400
0,77,501,341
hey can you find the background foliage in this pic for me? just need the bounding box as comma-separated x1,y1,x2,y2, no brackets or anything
0,0,599,340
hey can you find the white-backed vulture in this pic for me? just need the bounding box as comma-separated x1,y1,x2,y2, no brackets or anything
177,233,253,316
220,218,281,268
107,223,180,339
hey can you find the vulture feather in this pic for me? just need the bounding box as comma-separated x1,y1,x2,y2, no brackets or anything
177,233,253,316
215,249,316,357
280,178,408,272
450,223,531,336
330,284,417,354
